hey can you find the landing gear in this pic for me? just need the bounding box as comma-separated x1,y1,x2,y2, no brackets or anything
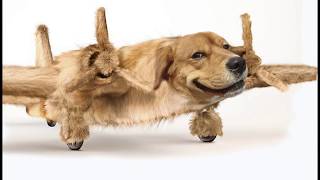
46,120,56,127
67,141,84,150
198,135,217,143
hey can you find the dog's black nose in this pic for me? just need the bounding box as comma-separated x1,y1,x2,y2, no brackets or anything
226,57,246,74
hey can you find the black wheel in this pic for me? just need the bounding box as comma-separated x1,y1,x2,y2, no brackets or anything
67,141,84,151
46,120,56,127
198,135,217,143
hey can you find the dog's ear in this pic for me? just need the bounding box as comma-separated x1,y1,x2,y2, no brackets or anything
96,7,109,49
153,46,174,89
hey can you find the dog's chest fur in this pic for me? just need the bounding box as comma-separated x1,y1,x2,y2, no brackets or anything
85,82,205,126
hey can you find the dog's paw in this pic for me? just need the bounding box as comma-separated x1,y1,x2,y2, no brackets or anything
60,125,89,144
190,111,223,138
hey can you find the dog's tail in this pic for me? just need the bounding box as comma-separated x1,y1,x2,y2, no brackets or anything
3,66,58,98
245,64,317,90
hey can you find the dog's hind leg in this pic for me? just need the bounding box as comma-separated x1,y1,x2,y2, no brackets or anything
189,107,223,143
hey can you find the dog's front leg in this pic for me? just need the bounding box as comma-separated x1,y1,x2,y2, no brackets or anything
45,90,90,150
59,104,90,150
189,107,223,143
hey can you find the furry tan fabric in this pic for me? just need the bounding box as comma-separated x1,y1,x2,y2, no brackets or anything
190,110,223,137
240,13,290,91
3,95,41,105
245,64,317,89
2,9,317,149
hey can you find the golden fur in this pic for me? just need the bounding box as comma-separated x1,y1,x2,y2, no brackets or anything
42,31,246,143
4,16,246,145
190,110,223,137
2,8,317,149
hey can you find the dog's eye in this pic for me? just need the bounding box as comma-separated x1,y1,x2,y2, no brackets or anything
223,44,230,49
191,52,206,60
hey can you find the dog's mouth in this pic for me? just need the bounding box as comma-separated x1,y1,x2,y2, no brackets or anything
193,79,245,96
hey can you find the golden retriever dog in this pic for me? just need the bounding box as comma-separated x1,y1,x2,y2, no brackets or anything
49,31,246,149
3,7,316,150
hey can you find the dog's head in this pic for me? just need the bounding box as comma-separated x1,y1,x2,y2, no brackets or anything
154,32,247,103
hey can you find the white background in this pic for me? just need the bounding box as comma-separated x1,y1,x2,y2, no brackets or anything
3,0,318,180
